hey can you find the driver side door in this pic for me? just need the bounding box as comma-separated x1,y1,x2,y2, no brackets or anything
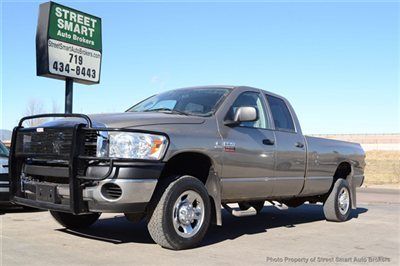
219,91,276,201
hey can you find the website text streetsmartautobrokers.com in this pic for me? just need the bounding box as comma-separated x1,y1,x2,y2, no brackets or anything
266,256,391,264
48,39,100,59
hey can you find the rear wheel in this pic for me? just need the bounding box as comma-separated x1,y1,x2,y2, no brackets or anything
50,211,100,229
323,179,351,222
238,201,264,213
147,175,211,250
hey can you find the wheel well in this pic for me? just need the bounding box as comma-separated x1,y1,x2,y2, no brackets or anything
160,152,212,184
145,152,213,221
333,162,352,183
324,162,352,200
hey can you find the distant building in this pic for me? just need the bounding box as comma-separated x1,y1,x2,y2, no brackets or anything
309,134,400,151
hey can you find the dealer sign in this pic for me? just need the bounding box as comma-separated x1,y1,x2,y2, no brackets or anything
36,2,102,84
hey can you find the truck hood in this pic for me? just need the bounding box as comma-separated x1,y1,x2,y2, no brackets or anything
41,112,205,128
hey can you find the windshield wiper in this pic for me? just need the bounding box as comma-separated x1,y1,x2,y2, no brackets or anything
144,108,189,116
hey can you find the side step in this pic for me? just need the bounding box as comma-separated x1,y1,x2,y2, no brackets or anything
269,201,288,210
222,204,257,217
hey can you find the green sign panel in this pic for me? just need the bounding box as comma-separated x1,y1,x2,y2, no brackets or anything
48,2,102,51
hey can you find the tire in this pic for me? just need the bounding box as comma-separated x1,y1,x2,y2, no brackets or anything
50,211,101,229
147,175,211,250
281,198,305,208
323,179,352,222
238,201,264,213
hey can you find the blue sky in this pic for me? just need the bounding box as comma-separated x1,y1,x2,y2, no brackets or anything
1,0,399,134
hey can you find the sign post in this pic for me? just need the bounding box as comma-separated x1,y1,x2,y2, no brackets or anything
36,1,102,113
65,78,73,113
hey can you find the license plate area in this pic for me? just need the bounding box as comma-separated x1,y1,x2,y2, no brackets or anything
36,184,58,203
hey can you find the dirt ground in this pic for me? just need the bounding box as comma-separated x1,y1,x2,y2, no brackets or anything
364,151,400,185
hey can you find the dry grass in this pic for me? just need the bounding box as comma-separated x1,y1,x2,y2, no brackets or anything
364,151,400,185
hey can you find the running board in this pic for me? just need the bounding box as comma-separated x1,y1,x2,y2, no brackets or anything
269,201,288,210
222,204,257,217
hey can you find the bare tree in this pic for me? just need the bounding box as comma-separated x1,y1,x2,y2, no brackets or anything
24,99,47,127
51,100,61,120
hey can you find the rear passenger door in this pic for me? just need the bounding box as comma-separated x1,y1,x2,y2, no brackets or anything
265,95,306,197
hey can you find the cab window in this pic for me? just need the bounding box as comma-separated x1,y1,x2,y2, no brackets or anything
227,92,269,129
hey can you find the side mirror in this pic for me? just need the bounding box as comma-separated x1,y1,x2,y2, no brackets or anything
225,106,258,126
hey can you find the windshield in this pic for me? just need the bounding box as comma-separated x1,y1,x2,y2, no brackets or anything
0,142,9,157
127,88,230,116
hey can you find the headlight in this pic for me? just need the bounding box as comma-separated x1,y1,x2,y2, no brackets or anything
96,132,168,160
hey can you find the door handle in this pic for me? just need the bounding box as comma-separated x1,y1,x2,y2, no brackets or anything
262,139,275,145
295,142,304,148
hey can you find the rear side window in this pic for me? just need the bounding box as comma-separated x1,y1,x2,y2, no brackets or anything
266,95,295,132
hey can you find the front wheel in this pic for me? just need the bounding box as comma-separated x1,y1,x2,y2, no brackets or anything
50,211,101,229
323,179,352,222
147,175,211,250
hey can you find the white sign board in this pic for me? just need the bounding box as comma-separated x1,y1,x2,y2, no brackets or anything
48,39,101,83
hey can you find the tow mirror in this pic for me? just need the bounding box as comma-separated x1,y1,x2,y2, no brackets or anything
225,106,258,126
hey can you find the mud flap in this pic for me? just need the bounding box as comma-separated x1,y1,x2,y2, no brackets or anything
347,168,357,209
205,168,222,226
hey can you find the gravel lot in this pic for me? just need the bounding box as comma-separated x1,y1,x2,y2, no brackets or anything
1,188,399,266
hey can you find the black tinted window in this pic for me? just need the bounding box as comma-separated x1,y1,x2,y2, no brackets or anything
266,95,295,132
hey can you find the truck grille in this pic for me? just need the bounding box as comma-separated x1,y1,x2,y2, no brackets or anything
15,128,98,158
84,130,98,157
16,128,74,157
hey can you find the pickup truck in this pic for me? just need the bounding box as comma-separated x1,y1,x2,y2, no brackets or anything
9,86,365,250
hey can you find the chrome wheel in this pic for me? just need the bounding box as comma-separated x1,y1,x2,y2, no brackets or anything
172,190,205,238
338,187,350,215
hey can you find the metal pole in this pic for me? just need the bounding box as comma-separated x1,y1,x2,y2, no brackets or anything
65,78,73,114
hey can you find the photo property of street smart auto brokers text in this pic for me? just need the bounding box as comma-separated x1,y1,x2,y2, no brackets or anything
1,0,399,265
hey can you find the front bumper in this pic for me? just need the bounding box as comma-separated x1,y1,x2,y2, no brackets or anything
84,178,157,212
14,163,163,213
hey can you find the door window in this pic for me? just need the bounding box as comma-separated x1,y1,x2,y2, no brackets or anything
227,92,269,129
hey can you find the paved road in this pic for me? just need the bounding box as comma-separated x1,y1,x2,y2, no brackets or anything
1,188,399,266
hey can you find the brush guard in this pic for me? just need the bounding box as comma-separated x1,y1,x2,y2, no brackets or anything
9,113,167,214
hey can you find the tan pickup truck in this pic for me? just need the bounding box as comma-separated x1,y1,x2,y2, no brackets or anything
9,86,365,249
